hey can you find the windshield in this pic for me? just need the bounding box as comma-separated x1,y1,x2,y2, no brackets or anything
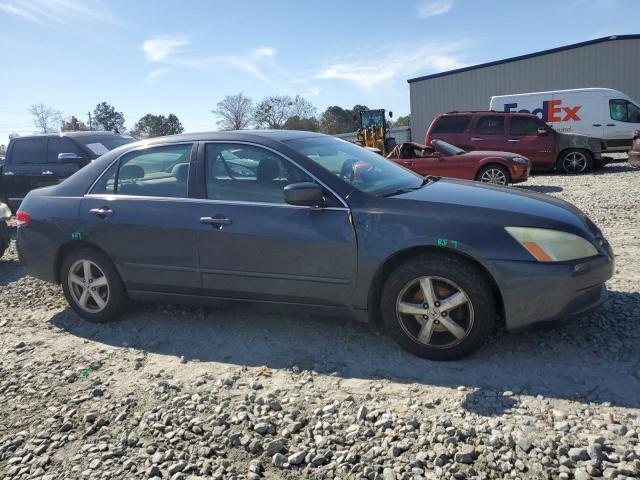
77,134,135,156
285,136,424,196
433,139,465,155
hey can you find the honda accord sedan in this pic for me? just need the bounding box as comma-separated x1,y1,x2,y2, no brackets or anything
16,131,614,360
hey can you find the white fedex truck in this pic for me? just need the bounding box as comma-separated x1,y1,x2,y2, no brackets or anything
490,88,640,152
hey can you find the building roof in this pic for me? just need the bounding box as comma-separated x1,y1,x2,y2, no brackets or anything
407,34,640,84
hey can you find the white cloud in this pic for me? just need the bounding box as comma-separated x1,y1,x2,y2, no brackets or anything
309,88,321,97
0,0,119,25
142,35,190,62
315,42,466,89
141,35,278,84
147,68,169,80
417,0,454,17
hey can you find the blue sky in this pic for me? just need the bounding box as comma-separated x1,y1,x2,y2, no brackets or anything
0,0,638,144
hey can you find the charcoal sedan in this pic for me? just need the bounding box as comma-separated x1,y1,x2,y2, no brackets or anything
16,131,614,360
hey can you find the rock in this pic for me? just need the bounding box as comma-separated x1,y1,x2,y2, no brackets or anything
272,453,287,468
569,447,590,462
454,445,475,464
264,439,284,456
168,462,187,475
288,450,306,465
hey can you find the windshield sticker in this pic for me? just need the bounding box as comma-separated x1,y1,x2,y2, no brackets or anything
437,238,459,248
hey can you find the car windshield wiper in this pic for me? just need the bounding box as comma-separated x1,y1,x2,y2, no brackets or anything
378,176,440,197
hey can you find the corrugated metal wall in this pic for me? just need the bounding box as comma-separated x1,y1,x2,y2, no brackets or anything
409,38,640,142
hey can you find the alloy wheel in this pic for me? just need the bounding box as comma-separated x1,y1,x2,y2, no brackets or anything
68,259,110,313
480,168,507,185
396,276,474,349
562,151,588,173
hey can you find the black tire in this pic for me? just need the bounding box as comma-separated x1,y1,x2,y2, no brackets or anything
475,164,511,185
60,247,128,322
381,253,496,361
558,149,593,174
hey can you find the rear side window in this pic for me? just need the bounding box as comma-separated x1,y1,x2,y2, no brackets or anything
47,137,84,163
11,138,46,164
91,144,192,198
475,116,505,135
432,115,471,133
510,116,540,136
610,99,640,123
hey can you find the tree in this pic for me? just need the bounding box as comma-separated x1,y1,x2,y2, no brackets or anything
29,103,62,133
8,132,19,140
93,102,126,133
212,93,254,131
130,113,184,139
254,95,316,129
283,115,320,132
61,116,88,132
0,145,6,156
394,114,410,127
319,104,370,135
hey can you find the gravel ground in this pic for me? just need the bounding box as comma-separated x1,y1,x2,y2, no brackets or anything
1,161,639,480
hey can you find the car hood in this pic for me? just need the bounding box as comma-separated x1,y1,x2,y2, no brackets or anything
393,178,592,233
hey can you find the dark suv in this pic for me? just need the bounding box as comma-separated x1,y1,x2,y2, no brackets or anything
1,131,134,211
425,112,605,174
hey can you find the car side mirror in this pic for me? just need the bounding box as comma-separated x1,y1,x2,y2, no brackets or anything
58,152,86,165
537,127,548,136
284,182,325,207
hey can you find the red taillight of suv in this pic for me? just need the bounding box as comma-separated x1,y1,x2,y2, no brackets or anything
16,210,31,227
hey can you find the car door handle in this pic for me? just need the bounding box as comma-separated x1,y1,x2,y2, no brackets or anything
507,139,520,142
3,171,15,175
592,123,602,127
470,137,483,141
89,207,113,219
42,170,53,175
200,216,232,226
606,124,615,127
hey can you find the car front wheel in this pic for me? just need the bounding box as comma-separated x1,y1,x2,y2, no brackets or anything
61,247,128,322
476,165,510,185
381,253,496,360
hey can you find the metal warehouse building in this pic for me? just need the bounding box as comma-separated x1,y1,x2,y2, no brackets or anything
408,34,640,142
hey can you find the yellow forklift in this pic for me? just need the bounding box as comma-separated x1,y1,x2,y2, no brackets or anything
355,109,396,155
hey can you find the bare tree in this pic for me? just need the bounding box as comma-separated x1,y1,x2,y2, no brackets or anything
212,93,254,130
29,103,62,133
254,95,317,129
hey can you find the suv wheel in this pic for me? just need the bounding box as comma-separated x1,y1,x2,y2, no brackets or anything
61,247,128,322
559,149,592,174
476,165,510,185
381,253,496,360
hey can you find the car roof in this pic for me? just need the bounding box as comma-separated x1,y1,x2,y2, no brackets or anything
11,131,130,140
439,111,540,118
133,129,327,146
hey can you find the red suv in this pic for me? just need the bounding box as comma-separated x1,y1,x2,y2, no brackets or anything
425,112,604,174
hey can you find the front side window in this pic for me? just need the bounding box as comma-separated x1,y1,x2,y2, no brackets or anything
11,138,46,164
92,144,192,197
510,116,540,136
609,99,640,123
475,116,505,135
47,137,84,163
205,143,313,204
285,136,423,196
432,115,472,134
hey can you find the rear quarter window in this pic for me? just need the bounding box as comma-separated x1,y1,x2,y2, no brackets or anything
432,115,472,134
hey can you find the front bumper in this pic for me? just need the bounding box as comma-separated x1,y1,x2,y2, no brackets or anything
491,252,614,331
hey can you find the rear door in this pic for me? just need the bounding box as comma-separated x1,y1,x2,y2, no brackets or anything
81,142,200,293
45,136,88,185
2,137,47,208
506,115,555,168
191,141,357,307
470,115,506,151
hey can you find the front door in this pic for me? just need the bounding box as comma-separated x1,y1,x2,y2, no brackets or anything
81,143,200,293
193,142,357,307
506,115,556,168
469,115,507,152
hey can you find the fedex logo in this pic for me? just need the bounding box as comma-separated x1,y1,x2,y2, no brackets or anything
504,100,581,122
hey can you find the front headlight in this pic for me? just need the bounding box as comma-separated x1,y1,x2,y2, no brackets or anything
0,203,11,220
511,157,529,164
505,226,598,262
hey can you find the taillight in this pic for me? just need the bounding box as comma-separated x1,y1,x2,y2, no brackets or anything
16,210,30,227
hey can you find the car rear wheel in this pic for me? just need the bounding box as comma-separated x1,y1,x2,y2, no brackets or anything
476,165,510,185
61,247,128,322
559,149,593,174
381,253,496,360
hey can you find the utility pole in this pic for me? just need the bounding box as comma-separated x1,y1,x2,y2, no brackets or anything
87,111,93,130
